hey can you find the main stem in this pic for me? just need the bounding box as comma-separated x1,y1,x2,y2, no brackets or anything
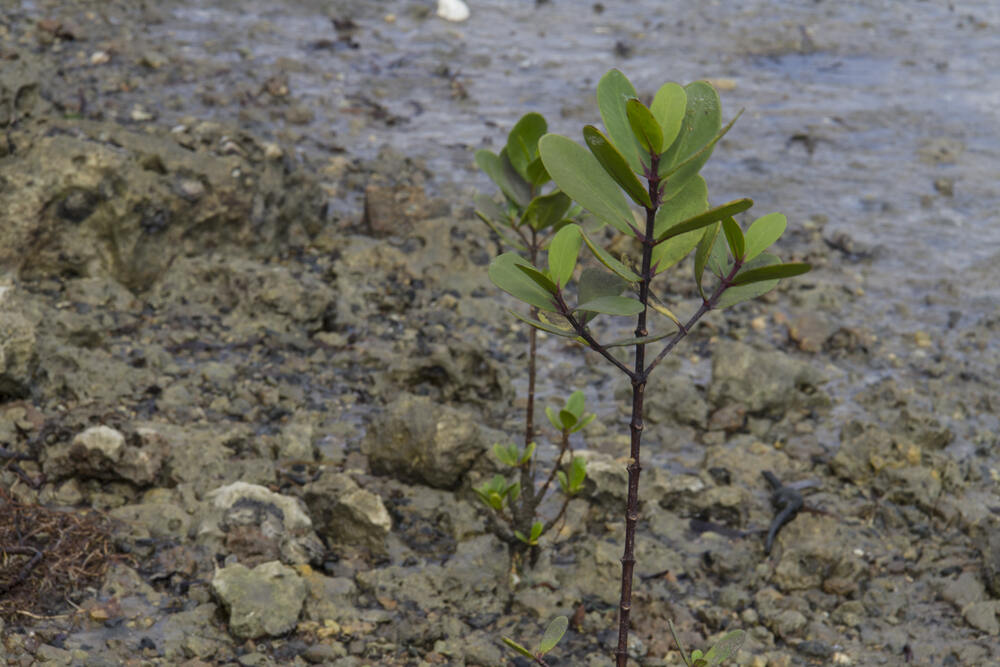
516,230,541,534
615,158,660,667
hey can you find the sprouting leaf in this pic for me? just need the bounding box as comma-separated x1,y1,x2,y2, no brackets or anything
558,408,577,430
557,470,568,492
539,134,636,235
583,125,652,208
565,390,586,419
508,309,577,338
548,224,583,288
668,619,693,667
650,176,708,274
721,216,745,260
702,629,746,665
715,252,780,309
597,69,643,173
625,98,663,158
538,616,569,655
506,480,521,503
694,222,720,297
743,212,787,261
515,262,558,294
501,637,535,660
506,112,548,181
569,412,596,433
489,253,559,311
493,443,518,466
729,261,811,285
578,228,641,282
575,295,645,316
523,190,572,232
650,82,687,153
529,521,544,543
520,442,536,465
568,456,587,492
514,530,528,543
475,148,531,207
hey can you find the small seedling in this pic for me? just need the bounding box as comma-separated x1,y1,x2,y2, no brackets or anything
483,69,809,665
668,621,746,667
503,615,570,667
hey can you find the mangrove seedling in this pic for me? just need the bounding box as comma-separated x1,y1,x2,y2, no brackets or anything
502,615,569,667
487,69,810,665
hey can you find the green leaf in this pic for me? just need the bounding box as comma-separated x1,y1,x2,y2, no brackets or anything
523,190,572,232
546,406,562,431
568,456,586,491
694,222,720,297
654,196,752,244
529,521,544,543
538,616,569,654
489,253,559,311
548,224,583,288
475,149,531,207
514,530,528,543
557,470,568,492
558,408,577,430
508,309,577,338
506,112,547,181
703,629,746,665
493,443,518,466
625,98,663,158
565,390,585,419
575,295,644,316
502,637,535,660
706,229,729,277
668,620,693,667
743,212,787,261
583,125,652,208
650,176,709,274
569,412,596,433
515,263,558,294
660,110,741,201
603,331,673,348
525,156,550,186
597,69,642,173
729,261,811,285
507,481,521,503
520,442,536,465
578,228,641,282
660,80,722,173
578,266,628,310
721,216,745,260
715,253,779,309
650,82,687,153
539,134,636,235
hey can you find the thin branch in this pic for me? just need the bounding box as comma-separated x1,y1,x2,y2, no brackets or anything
555,293,635,379
537,428,570,502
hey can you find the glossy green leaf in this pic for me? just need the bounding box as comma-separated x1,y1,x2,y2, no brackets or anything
575,295,644,316
703,629,746,665
650,176,709,274
583,125,652,208
730,261,811,285
558,408,576,430
508,309,577,337
565,390,585,419
548,224,583,288
523,190,572,232
539,134,636,235
659,110,741,201
568,456,586,491
694,222,720,297
715,252,780,309
721,216,745,260
515,262,558,294
538,616,569,654
520,441,537,465
743,212,787,261
506,112,547,181
660,80,722,172
578,229,641,282
603,331,673,348
502,637,535,660
597,69,642,173
529,521,544,543
488,253,558,311
475,148,531,207
654,196,752,244
626,98,663,158
650,82,687,152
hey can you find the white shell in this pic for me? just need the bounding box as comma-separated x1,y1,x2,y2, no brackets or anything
437,0,470,22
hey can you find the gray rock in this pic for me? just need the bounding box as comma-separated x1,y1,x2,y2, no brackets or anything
212,560,306,639
0,305,37,399
707,339,828,416
363,393,486,489
160,603,232,661
196,481,324,565
109,501,191,540
963,601,1000,635
941,571,986,610
302,472,392,554
43,425,167,485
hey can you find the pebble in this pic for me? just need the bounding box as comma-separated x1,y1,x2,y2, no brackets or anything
437,0,470,22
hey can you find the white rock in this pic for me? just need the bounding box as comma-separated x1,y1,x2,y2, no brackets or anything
437,0,470,22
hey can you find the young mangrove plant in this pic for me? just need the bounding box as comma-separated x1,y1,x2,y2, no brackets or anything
473,114,593,560
486,70,810,665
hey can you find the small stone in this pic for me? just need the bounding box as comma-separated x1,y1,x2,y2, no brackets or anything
303,472,391,554
139,51,169,69
89,50,110,65
212,561,306,639
963,601,1000,635
913,330,932,348
437,0,470,22
263,142,283,160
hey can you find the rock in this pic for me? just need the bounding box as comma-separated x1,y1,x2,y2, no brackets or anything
43,425,168,485
437,0,470,22
0,53,44,127
363,393,486,489
302,472,392,554
299,567,359,624
212,561,306,639
941,571,986,610
963,601,1000,635
644,371,708,428
196,482,324,565
0,304,37,399
707,340,828,417
109,501,192,540
770,514,866,593
573,450,628,507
